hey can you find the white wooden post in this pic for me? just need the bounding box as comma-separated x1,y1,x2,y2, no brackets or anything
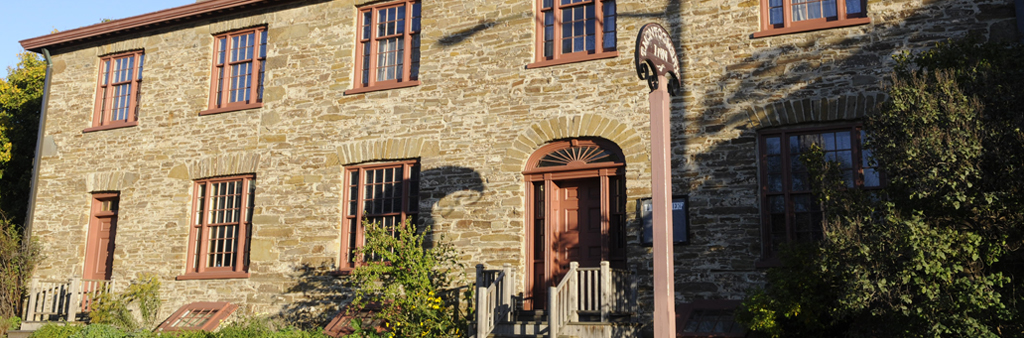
66,278,81,322
25,278,39,322
502,263,513,322
548,286,558,338
475,264,485,338
477,284,488,338
568,262,579,322
600,261,611,322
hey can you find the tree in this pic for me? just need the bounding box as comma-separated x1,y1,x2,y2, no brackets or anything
0,51,44,333
738,38,1024,338
0,52,45,225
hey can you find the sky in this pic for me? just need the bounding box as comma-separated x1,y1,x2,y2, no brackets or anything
1,0,193,77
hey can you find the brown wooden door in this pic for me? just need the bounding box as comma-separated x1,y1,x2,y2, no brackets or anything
551,178,603,282
85,195,118,280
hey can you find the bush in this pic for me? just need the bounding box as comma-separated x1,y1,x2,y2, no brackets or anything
216,315,329,338
1,218,40,334
29,317,330,338
345,220,471,338
90,274,162,331
30,323,85,338
738,38,1024,338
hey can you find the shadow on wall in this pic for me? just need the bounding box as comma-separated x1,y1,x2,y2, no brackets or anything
275,165,485,330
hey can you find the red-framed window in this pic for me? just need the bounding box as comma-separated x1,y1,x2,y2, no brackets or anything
178,175,255,280
759,125,881,258
203,27,267,115
753,0,868,38
345,0,421,95
157,302,237,332
528,0,617,69
340,160,419,270
88,51,143,132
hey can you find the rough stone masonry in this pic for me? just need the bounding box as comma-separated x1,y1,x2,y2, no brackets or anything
25,0,1019,328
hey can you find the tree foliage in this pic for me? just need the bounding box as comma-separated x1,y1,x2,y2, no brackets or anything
738,38,1024,337
0,52,45,225
345,220,471,338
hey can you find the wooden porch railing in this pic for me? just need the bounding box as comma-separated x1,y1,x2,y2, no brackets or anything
548,261,637,338
22,278,116,323
475,264,515,338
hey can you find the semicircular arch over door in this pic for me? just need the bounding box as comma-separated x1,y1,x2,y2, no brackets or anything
523,138,627,310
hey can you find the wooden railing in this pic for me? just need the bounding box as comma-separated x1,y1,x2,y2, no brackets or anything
22,278,116,323
548,262,637,338
548,262,578,338
475,264,515,338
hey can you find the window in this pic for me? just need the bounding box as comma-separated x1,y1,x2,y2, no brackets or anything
340,160,419,270
157,302,237,332
753,0,868,38
178,175,255,280
203,27,267,115
344,0,421,95
88,51,143,132
528,0,617,69
677,300,745,337
759,126,880,258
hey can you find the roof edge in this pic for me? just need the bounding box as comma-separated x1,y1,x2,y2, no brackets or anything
19,0,289,53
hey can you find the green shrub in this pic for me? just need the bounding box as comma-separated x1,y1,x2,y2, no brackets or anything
30,323,85,338
90,274,162,331
1,219,41,323
69,324,127,338
346,220,471,338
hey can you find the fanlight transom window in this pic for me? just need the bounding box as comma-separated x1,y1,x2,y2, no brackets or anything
528,138,624,171
539,146,614,167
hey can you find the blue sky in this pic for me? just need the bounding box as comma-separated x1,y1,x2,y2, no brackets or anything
1,0,192,77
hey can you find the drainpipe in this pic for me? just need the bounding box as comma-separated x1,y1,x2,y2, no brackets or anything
22,48,53,246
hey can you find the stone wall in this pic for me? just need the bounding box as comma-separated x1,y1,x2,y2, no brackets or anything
29,0,1017,328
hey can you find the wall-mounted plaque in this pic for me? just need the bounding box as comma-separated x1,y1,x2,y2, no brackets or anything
639,196,689,246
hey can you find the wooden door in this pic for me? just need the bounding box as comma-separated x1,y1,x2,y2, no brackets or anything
551,178,603,283
85,195,118,280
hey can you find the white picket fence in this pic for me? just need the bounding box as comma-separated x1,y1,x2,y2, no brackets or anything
22,278,116,323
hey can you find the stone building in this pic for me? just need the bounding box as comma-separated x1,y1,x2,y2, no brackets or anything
17,0,1020,336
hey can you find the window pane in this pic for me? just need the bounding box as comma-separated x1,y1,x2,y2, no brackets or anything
808,1,821,19
792,1,807,21
823,0,837,17
846,0,862,14
137,54,144,80
770,7,783,25
766,136,781,155
864,168,880,187
835,131,851,149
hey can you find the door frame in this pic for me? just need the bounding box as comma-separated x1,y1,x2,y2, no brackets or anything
84,192,119,281
522,138,626,310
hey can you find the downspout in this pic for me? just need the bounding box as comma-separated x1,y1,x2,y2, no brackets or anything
22,48,53,246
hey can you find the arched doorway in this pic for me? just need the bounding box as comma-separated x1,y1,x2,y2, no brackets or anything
523,138,627,310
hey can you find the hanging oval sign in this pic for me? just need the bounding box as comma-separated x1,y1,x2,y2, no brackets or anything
635,23,681,96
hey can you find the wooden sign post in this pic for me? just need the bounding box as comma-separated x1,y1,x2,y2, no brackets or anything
635,23,681,338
